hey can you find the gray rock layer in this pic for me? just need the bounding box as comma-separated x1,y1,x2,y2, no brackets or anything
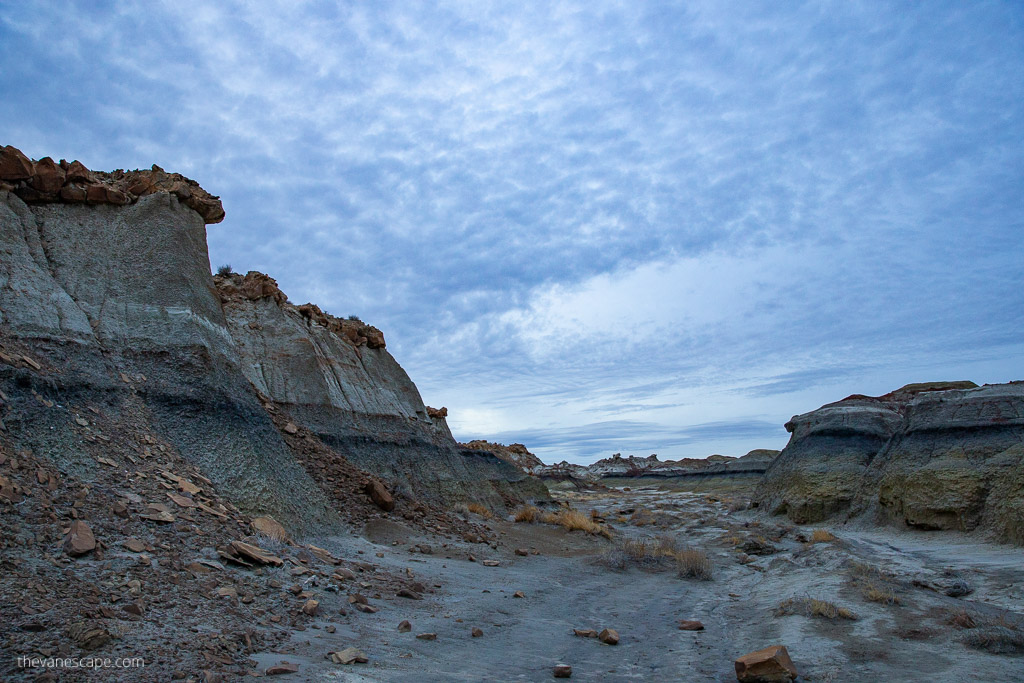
755,382,1024,543
0,189,543,532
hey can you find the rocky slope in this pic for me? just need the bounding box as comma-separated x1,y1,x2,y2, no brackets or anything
755,381,1024,544
537,450,778,482
0,144,543,534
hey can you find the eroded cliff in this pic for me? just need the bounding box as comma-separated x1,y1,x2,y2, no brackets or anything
0,145,544,536
755,381,1024,543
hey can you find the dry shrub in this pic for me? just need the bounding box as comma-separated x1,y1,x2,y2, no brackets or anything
809,529,837,544
676,548,713,581
863,584,901,605
543,508,611,538
776,597,858,621
598,535,711,579
514,505,541,523
963,626,1024,655
629,509,657,527
847,560,902,606
947,609,1024,654
466,502,493,519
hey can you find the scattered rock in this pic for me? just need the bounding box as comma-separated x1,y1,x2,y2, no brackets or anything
282,422,299,435
513,590,525,598
227,540,284,567
354,604,379,614
472,627,483,637
398,620,412,632
67,621,111,650
679,620,705,631
482,560,500,567
598,628,619,645
302,600,320,616
573,629,598,638
364,480,395,511
515,548,529,556
397,588,423,600
266,662,300,675
331,648,368,664
251,516,288,541
734,645,798,682
554,664,573,678
124,538,147,553
416,633,437,640
63,520,96,557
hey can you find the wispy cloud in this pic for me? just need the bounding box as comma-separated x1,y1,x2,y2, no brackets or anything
2,1,1021,462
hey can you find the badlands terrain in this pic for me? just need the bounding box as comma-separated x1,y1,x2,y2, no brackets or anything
1,145,1022,681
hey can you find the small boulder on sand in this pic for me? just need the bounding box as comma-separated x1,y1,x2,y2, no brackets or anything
734,645,797,682
554,664,573,678
598,628,619,645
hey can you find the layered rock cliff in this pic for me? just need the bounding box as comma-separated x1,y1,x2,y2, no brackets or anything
0,145,544,534
755,381,1024,544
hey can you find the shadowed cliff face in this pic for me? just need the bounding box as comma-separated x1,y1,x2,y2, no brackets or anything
0,147,545,533
755,382,1024,544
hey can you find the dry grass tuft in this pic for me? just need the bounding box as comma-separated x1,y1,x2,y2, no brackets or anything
466,502,493,519
776,597,858,621
946,608,1024,654
847,560,903,606
676,548,713,581
863,584,901,605
598,535,711,579
543,508,612,538
809,529,837,544
513,505,541,523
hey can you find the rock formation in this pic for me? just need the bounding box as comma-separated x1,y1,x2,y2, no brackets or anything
0,145,544,535
535,449,779,482
755,381,1024,544
459,440,545,470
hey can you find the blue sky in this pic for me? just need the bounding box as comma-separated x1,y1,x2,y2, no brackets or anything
3,1,1022,463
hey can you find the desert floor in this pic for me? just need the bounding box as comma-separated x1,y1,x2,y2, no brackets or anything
257,481,1024,682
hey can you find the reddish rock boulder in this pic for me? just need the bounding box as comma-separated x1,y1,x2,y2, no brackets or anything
734,645,797,682
29,157,65,196
65,159,95,184
364,480,395,511
0,145,34,180
63,520,96,557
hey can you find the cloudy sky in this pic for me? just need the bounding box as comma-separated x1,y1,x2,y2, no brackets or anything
3,1,1022,464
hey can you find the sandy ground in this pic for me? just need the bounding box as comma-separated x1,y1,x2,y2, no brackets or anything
255,483,1024,682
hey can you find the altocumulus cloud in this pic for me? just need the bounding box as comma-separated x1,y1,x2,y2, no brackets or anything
1,1,1021,462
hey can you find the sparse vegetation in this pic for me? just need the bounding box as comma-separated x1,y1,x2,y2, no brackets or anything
810,529,837,544
676,547,713,580
543,508,611,538
216,264,233,276
514,505,541,523
598,535,712,580
466,502,492,519
347,314,361,321
848,560,903,606
776,596,858,620
946,608,1024,654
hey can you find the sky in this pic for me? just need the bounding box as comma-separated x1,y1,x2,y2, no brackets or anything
2,1,1022,464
